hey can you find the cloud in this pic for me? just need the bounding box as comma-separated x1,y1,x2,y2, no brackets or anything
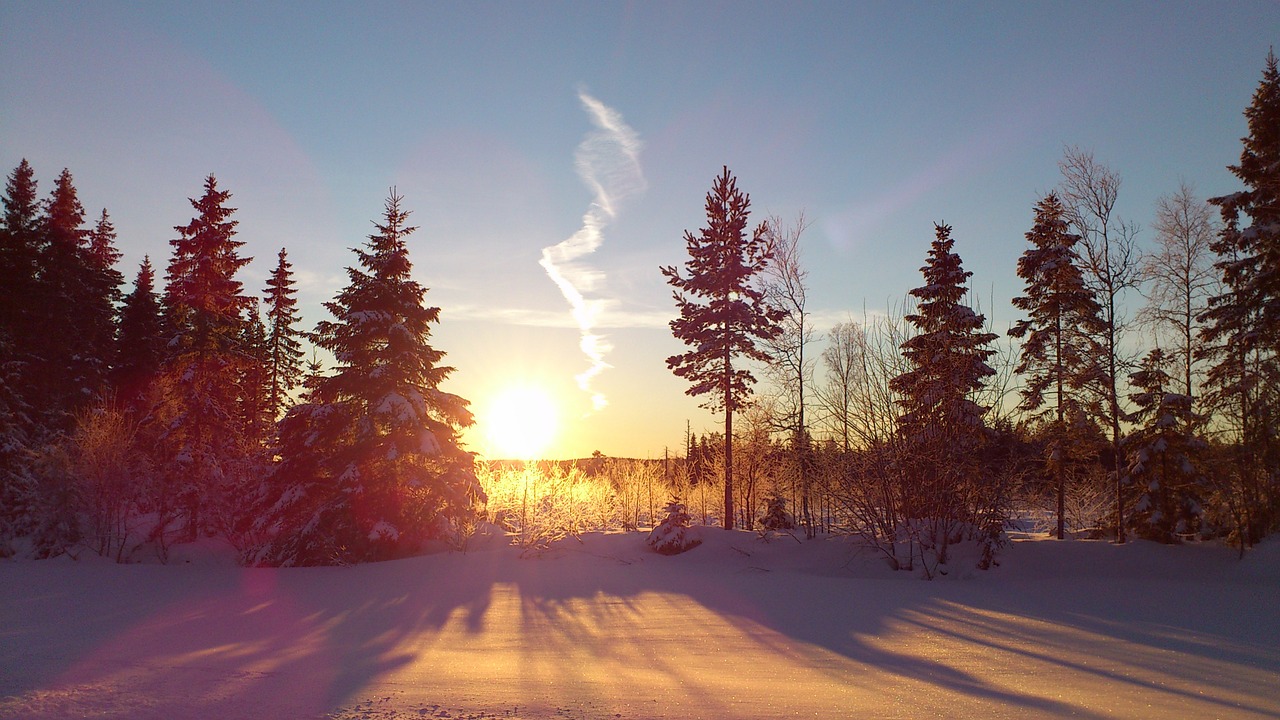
539,90,645,412
449,302,672,330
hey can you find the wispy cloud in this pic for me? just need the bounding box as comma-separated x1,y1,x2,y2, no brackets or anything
450,302,671,330
539,90,645,412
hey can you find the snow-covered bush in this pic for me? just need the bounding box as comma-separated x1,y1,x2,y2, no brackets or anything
757,493,795,531
647,498,701,555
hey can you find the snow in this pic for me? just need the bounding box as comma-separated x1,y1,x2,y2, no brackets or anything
2,531,1278,719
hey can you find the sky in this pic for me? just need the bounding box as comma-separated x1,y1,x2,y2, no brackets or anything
2,1,1277,460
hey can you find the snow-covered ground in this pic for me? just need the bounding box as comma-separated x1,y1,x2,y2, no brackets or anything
2,528,1278,719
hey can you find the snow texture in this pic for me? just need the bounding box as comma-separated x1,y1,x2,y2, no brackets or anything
1,531,1278,719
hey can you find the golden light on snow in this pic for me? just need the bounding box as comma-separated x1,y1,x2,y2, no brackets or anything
482,384,559,459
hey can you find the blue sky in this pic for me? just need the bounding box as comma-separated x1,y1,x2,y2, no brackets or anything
2,1,1277,458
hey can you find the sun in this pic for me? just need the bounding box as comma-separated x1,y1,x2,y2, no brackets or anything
483,384,559,460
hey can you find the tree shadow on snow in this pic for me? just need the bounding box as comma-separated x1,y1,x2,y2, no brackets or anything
1,533,1278,719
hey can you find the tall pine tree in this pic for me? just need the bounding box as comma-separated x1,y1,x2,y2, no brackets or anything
661,167,784,530
263,247,305,421
0,160,41,448
35,169,117,433
1200,48,1280,545
157,174,255,540
891,223,997,522
255,190,480,566
1010,193,1106,540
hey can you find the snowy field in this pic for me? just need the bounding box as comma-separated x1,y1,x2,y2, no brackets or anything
2,529,1278,720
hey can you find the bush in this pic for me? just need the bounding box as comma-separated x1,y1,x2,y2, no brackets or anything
648,497,701,555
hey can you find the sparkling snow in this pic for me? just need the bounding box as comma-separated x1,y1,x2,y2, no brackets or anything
1,530,1277,719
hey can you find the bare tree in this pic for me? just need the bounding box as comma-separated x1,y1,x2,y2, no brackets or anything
762,213,818,535
1058,147,1143,543
816,320,864,452
1141,181,1220,404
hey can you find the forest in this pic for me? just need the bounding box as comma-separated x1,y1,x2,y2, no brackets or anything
1,52,1278,572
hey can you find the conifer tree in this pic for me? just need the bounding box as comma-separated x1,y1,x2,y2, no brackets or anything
0,160,41,447
255,190,480,566
157,174,255,539
113,257,166,409
0,161,42,378
1200,48,1280,544
891,223,997,521
84,209,124,387
1010,193,1106,539
239,301,272,449
263,247,304,421
1123,348,1207,543
661,167,784,530
35,169,114,432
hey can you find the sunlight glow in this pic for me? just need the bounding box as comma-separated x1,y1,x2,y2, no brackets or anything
483,384,559,459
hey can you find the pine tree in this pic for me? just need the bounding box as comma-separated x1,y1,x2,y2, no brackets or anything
113,257,166,409
648,496,701,554
661,167,784,530
1010,193,1106,539
35,169,115,433
890,223,997,521
84,209,124,389
1123,348,1207,543
256,190,480,566
263,247,304,421
156,174,255,540
0,161,43,380
1200,49,1280,545
239,300,272,449
0,160,41,449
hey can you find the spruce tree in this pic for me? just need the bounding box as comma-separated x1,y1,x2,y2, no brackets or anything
35,169,114,432
157,174,255,539
1010,193,1106,539
890,223,997,521
113,257,166,410
263,247,304,421
661,167,784,530
1200,48,1280,544
0,161,42,380
0,160,41,447
84,209,124,390
255,190,480,566
1123,348,1207,543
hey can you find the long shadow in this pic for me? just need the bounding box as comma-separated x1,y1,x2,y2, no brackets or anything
1,533,1277,719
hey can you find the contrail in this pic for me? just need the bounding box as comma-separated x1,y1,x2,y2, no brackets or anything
540,90,645,412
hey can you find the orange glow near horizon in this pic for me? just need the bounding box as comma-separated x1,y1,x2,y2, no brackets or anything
480,384,560,460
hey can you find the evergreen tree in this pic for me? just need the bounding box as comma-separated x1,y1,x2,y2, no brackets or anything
661,167,784,530
113,257,166,409
263,247,305,421
35,169,115,432
1010,193,1106,539
156,174,255,539
239,300,272,449
84,209,124,388
0,160,42,387
648,496,701,554
890,223,998,522
1123,348,1207,543
1200,48,1280,545
255,190,480,566
0,160,41,456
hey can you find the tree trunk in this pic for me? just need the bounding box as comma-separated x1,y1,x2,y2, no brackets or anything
724,407,734,530
723,342,734,531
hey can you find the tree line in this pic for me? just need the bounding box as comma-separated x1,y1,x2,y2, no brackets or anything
0,171,480,565
663,51,1280,568
1,51,1277,569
